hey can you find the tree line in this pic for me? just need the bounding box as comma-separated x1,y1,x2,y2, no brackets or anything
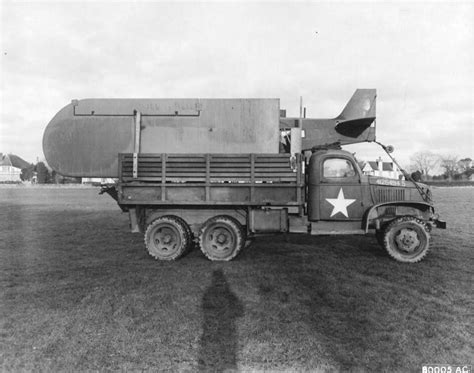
409,152,473,181
20,162,81,184
19,153,472,184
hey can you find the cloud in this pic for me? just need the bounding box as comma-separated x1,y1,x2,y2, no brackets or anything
1,1,472,164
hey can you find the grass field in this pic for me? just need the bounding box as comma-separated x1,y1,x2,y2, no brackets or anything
0,186,472,372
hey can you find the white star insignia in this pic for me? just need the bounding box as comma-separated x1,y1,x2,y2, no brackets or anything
326,188,356,218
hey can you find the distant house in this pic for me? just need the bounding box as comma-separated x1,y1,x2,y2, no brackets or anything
0,153,30,182
361,157,402,179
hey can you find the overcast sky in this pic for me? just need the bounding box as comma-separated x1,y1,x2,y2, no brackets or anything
1,1,472,169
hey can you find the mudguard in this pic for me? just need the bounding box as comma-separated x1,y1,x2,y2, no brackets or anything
363,201,435,232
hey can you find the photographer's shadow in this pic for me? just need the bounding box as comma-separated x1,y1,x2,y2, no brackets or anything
198,269,244,372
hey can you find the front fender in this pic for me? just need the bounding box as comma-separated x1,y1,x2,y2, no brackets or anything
363,201,434,232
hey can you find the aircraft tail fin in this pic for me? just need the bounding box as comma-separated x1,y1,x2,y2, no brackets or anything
337,89,376,121
335,89,376,138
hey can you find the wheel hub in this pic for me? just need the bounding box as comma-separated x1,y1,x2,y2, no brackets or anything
154,227,178,251
208,228,232,251
216,233,227,244
163,234,172,244
395,228,420,252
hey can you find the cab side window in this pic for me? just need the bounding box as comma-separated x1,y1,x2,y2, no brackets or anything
323,158,356,178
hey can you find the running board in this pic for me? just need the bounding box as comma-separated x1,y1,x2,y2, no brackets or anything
311,221,366,235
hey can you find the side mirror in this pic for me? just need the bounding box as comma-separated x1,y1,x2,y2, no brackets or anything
386,145,395,153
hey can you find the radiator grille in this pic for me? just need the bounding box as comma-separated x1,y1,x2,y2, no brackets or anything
376,188,406,203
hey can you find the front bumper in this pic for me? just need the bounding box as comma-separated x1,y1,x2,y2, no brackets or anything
431,218,447,229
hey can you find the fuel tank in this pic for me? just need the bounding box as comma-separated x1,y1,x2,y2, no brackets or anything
43,99,280,177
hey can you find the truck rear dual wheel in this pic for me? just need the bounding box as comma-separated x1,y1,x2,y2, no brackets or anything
198,215,245,261
144,215,193,260
383,216,430,263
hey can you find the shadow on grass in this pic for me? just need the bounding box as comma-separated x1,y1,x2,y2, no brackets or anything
243,233,465,371
198,269,244,372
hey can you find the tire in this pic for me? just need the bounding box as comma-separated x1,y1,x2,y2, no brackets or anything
198,215,245,261
144,215,192,260
171,215,195,253
383,216,430,263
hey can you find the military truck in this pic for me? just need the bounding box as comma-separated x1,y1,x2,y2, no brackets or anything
43,89,446,263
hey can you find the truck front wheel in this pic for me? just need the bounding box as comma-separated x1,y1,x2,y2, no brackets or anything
383,216,430,263
199,215,245,261
144,215,192,260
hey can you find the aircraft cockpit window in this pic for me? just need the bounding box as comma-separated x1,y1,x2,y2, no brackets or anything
323,158,356,178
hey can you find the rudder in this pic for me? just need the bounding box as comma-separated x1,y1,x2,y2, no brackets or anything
337,89,376,121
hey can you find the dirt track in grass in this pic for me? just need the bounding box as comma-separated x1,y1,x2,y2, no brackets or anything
0,186,472,372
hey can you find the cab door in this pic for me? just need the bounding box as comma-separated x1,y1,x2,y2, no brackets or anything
318,156,364,221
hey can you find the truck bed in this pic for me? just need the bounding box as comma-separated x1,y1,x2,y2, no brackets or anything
117,153,304,206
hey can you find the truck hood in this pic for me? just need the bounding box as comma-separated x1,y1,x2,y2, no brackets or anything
368,176,432,204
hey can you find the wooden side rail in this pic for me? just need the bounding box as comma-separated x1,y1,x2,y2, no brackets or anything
118,153,304,206
119,153,300,183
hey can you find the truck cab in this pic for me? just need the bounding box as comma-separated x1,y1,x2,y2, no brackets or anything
308,148,366,223
304,147,445,262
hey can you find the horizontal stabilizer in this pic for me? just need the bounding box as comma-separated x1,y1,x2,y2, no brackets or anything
335,116,376,138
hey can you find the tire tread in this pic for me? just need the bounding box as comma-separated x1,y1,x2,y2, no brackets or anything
383,216,430,263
